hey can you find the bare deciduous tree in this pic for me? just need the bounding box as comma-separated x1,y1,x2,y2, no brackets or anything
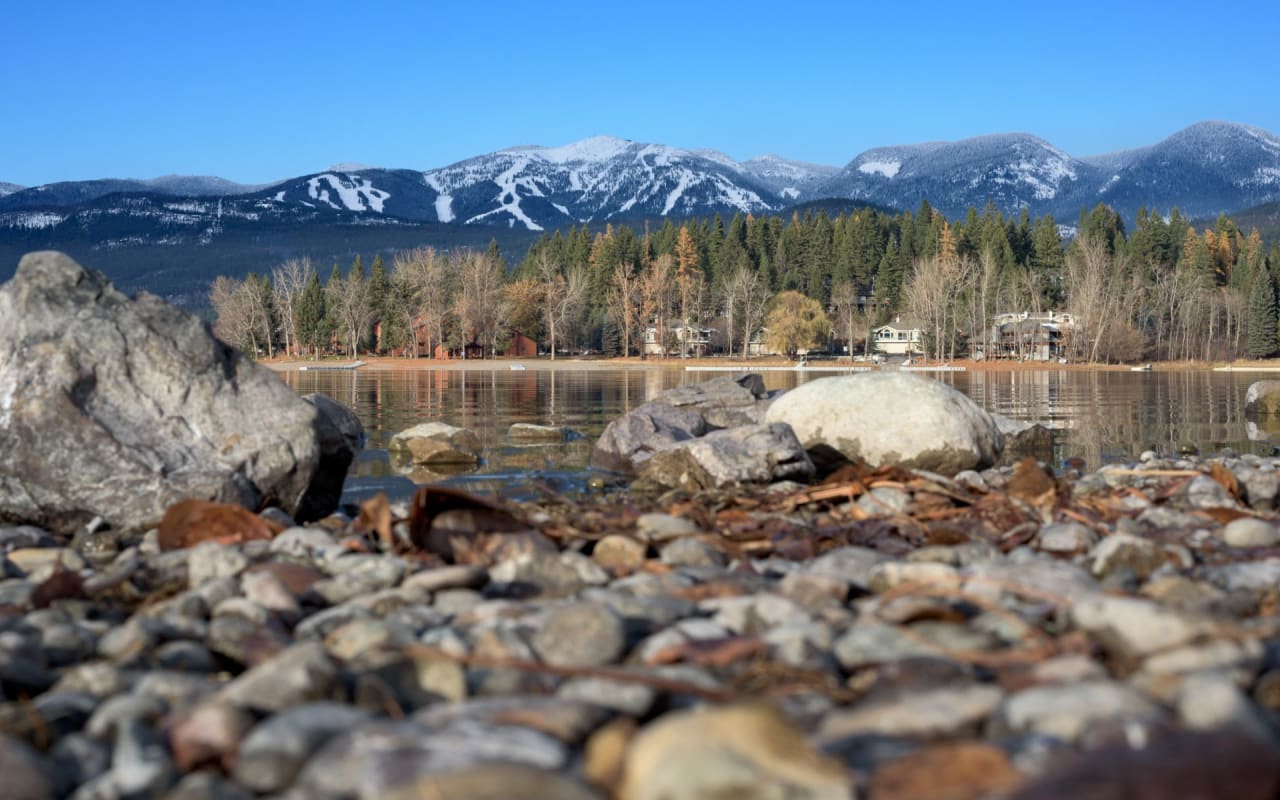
454,249,509,357
606,261,641,358
722,265,772,359
640,254,677,358
536,251,587,360
391,247,452,358
271,258,313,358
904,255,971,361
211,275,274,357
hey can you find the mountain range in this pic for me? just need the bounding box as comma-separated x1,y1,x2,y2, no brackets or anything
3,121,1279,298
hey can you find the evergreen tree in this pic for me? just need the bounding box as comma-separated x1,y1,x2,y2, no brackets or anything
367,254,390,352
297,269,327,357
1248,267,1278,358
1030,215,1065,306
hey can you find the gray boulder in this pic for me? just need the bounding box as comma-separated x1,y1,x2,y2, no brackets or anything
1245,381,1280,417
765,372,1003,473
590,402,707,474
296,394,363,521
0,252,329,532
652,374,773,428
991,413,1053,464
638,423,815,490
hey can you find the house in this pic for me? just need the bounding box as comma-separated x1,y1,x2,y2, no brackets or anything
506,332,538,358
872,316,924,355
434,342,485,360
983,311,1074,361
643,323,712,356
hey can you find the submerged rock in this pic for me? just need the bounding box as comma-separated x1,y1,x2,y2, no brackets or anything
509,423,571,442
388,422,482,465
765,372,1003,474
0,251,342,531
1245,380,1280,417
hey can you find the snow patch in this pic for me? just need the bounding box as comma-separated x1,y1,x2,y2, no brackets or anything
518,135,634,164
306,174,390,213
424,173,454,222
780,187,800,200
1,211,64,230
1245,167,1280,187
274,190,286,202
858,160,901,179
552,202,570,216
464,156,543,231
662,169,696,216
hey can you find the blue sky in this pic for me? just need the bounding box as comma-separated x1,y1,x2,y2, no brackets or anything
4,0,1279,186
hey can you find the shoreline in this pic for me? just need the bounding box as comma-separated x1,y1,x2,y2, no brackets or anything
263,354,1280,374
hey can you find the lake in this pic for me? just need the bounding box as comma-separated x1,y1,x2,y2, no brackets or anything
279,365,1280,503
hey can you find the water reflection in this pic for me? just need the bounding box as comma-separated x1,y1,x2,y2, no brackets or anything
280,367,1277,500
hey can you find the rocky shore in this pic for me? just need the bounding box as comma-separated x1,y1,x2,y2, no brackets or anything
3,253,1280,799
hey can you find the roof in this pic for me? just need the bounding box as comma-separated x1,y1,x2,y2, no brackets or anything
874,317,925,332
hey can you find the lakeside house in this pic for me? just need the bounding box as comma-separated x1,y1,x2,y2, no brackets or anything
873,316,924,355
643,324,713,356
982,311,1074,361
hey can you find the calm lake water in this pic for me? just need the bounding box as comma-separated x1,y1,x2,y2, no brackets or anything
279,366,1280,504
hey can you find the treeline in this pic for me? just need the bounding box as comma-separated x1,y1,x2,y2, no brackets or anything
210,201,1280,363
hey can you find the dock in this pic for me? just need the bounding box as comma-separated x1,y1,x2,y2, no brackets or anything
299,360,366,372
685,364,965,374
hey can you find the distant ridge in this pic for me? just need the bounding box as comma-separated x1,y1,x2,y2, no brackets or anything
3,120,1279,238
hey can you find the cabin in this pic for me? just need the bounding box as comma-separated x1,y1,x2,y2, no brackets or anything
506,332,538,358
434,342,486,360
643,324,713,356
872,316,924,355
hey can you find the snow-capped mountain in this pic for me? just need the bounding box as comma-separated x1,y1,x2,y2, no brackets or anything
1087,121,1280,220
0,182,23,197
819,133,1100,219
818,121,1280,221
739,155,841,201
418,136,779,230
236,137,791,231
5,122,1280,239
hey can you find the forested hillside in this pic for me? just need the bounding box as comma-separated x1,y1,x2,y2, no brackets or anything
211,201,1280,365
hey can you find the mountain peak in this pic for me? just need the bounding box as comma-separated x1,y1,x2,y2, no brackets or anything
503,135,638,164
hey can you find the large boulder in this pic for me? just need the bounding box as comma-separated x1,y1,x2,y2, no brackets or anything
638,423,816,490
0,251,336,532
590,402,707,474
651,374,774,428
296,394,364,521
1245,381,1280,417
765,372,1003,474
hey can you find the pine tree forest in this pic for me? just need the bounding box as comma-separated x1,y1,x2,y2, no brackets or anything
210,202,1280,364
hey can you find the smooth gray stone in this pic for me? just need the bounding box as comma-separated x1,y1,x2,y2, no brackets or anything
531,602,627,667
766,372,1003,474
217,642,341,712
0,733,54,800
233,703,372,793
